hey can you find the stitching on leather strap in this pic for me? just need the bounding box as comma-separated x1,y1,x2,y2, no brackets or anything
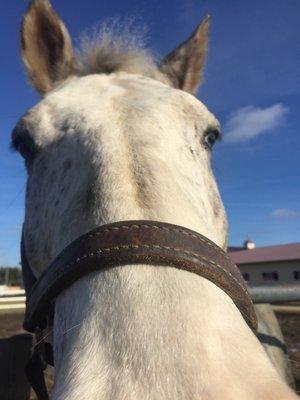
28,243,249,303
85,223,231,261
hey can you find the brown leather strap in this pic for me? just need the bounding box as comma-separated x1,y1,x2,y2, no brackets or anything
23,220,257,332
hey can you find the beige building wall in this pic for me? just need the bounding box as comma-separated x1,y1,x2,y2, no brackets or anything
238,260,300,285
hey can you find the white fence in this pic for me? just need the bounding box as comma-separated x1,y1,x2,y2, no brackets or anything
0,288,25,312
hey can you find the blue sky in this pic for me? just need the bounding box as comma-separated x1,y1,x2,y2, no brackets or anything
1,0,299,265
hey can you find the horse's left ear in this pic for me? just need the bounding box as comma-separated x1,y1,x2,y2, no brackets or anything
159,15,210,95
20,0,75,96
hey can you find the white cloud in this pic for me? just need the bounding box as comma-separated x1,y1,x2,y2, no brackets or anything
223,104,288,143
271,208,299,218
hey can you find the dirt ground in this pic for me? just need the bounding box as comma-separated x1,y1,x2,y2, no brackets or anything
276,311,300,392
0,311,299,399
0,312,52,400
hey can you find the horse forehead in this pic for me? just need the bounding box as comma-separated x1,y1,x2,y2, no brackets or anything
40,73,214,124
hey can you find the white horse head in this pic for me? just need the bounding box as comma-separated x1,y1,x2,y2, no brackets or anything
13,1,297,398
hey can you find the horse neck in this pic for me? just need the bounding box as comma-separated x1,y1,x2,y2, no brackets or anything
51,259,295,400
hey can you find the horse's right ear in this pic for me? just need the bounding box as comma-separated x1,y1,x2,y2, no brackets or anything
20,0,75,96
159,15,210,95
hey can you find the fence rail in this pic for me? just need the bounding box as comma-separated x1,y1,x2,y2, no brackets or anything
249,284,300,304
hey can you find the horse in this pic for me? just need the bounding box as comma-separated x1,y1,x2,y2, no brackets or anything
13,0,298,398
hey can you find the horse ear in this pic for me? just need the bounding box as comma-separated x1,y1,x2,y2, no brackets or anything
20,0,75,95
159,15,210,95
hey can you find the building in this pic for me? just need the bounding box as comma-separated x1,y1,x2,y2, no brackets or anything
228,242,300,285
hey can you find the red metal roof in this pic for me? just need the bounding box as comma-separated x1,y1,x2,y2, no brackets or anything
228,243,300,265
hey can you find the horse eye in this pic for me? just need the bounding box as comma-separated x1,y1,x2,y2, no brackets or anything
11,122,38,165
203,129,221,150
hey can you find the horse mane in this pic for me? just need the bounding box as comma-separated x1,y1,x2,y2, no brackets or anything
76,20,160,79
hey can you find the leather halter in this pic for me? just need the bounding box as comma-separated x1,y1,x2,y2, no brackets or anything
22,220,257,399
23,220,257,332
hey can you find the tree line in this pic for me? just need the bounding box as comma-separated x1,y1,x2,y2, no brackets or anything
0,266,23,286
